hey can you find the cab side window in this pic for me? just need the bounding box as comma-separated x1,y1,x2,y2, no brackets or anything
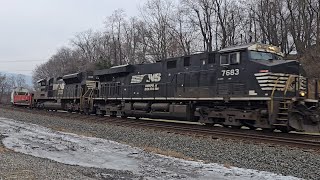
220,52,240,65
183,57,190,67
167,60,177,69
220,54,229,65
208,53,215,64
229,52,240,64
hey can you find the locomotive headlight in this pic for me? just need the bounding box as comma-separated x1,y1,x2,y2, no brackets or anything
299,91,306,97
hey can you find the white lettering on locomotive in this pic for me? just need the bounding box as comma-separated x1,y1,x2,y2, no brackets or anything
146,73,161,83
144,84,160,91
221,69,240,76
131,73,162,91
131,73,162,84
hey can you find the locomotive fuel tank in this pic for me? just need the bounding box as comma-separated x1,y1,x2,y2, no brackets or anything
132,102,150,111
41,102,63,110
151,103,170,112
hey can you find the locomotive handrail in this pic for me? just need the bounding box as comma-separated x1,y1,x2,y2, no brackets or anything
270,77,280,114
80,87,84,111
88,89,94,109
284,75,297,95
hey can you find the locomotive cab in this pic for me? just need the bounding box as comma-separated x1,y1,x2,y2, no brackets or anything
34,79,48,98
215,43,320,132
217,43,307,99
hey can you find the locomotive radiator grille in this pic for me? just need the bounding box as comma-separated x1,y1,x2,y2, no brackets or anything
254,72,306,91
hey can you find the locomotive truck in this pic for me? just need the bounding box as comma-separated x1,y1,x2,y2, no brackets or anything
32,43,320,133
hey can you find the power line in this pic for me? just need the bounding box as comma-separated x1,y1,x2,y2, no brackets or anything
0,60,45,63
0,69,33,72
1,70,33,71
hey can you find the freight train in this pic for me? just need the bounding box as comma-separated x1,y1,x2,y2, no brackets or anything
18,43,320,133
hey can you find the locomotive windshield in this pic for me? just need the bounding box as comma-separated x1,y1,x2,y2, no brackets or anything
249,51,283,61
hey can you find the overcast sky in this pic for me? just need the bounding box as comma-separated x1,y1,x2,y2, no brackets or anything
0,0,146,76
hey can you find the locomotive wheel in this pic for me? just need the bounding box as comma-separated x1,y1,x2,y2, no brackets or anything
231,125,241,129
261,128,274,133
278,127,290,133
205,123,214,127
120,112,127,119
245,124,256,130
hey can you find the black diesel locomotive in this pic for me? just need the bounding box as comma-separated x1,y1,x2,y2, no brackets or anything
34,43,320,133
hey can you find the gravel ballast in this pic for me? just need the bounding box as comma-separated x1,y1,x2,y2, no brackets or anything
0,135,140,180
0,108,319,179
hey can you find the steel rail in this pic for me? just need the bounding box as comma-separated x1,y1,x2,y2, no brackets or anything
1,105,320,151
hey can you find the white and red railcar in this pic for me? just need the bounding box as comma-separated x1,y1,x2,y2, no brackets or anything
11,87,33,106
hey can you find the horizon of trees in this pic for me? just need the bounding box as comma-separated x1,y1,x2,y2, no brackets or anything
33,0,320,84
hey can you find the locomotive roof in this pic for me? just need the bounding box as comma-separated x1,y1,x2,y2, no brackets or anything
110,64,130,69
13,87,29,92
94,64,133,76
219,43,256,53
219,43,284,56
36,78,46,83
63,72,81,80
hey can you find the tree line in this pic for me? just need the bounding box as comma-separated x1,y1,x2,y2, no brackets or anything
33,0,320,83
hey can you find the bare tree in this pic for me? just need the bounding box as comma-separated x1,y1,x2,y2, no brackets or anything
33,0,320,83
167,4,198,55
0,73,6,103
71,30,97,63
0,74,15,104
141,0,178,60
16,74,26,87
285,0,316,54
184,0,215,51
307,0,320,46
213,0,244,48
104,9,126,65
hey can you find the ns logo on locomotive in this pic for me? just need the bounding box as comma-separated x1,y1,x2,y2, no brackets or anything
21,43,320,133
131,73,161,91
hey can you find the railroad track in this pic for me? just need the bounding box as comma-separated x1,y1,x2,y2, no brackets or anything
1,105,320,151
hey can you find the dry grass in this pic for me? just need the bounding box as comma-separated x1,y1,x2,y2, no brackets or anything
223,162,232,169
52,126,67,132
142,146,193,161
1,170,35,180
0,146,10,153
72,131,95,137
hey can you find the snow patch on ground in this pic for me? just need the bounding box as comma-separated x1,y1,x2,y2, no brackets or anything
0,117,300,180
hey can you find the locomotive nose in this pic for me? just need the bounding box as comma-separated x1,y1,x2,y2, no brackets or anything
269,60,301,75
252,59,301,75
254,59,306,92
